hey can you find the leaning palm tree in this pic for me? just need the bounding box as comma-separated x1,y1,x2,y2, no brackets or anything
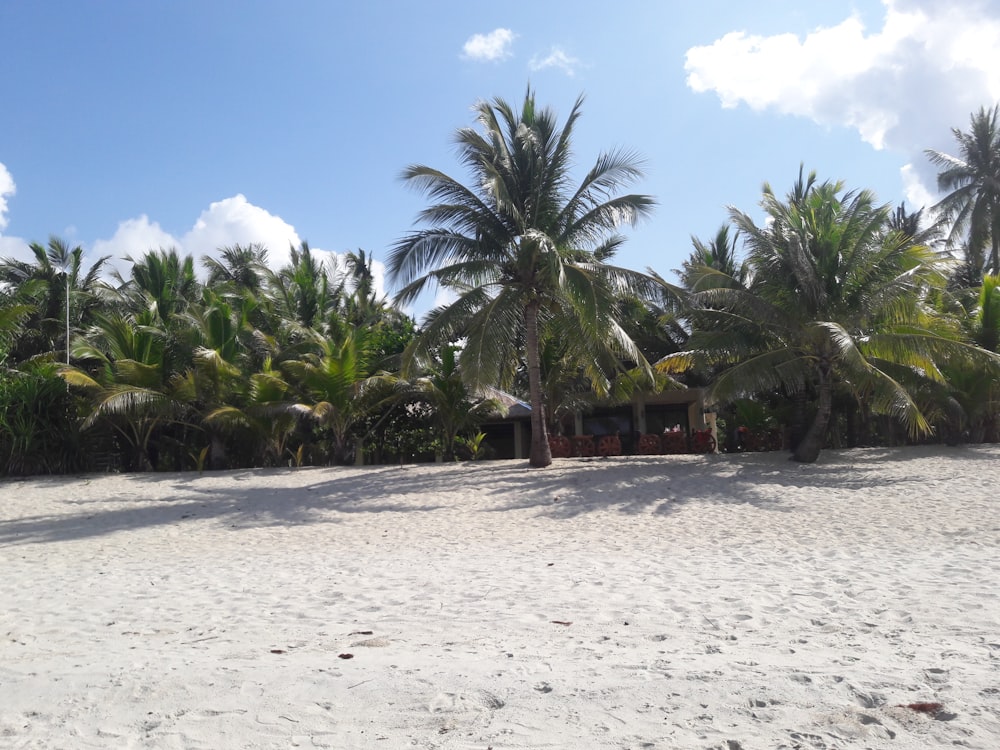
388,88,656,467
926,105,1000,278
660,168,1000,462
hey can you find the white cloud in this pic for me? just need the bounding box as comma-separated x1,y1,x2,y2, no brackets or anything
0,162,14,231
0,235,31,263
91,215,180,277
900,163,935,211
89,194,387,297
684,0,1000,199
0,163,31,262
91,195,301,279
462,28,515,62
180,194,301,272
529,47,581,76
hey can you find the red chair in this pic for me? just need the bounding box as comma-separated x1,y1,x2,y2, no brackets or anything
637,434,662,455
548,435,572,458
690,429,716,454
597,435,622,456
571,435,596,457
661,431,688,454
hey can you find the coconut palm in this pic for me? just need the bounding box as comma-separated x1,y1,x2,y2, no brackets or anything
267,242,338,330
116,248,200,328
411,346,499,460
203,243,269,293
926,105,1000,278
343,249,378,318
282,326,401,464
203,358,300,467
63,310,190,470
679,224,748,291
660,168,1000,462
0,237,111,363
388,88,656,467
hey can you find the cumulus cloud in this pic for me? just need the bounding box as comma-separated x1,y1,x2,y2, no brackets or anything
900,163,936,212
462,28,515,62
529,47,581,76
684,0,1000,201
180,194,301,271
91,215,180,277
0,163,31,262
0,162,14,232
90,194,387,298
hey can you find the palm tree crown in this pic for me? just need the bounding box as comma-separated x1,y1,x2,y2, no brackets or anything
662,168,998,462
388,87,656,467
926,104,1000,278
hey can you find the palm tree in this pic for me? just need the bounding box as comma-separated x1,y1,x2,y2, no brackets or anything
116,248,200,328
343,249,378,318
203,243,269,293
411,346,499,460
679,224,748,291
926,105,1000,278
63,310,189,470
203,358,300,467
267,242,336,330
388,88,656,467
971,274,1000,352
281,327,400,464
0,237,111,363
660,168,1000,462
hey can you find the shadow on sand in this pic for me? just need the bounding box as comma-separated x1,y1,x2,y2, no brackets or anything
0,445,994,546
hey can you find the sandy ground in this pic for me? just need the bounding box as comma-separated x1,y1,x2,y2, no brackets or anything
0,445,998,749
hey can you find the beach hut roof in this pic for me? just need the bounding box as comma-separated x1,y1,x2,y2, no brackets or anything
479,386,532,419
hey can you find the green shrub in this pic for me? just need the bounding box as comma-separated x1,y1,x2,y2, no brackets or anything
0,363,85,475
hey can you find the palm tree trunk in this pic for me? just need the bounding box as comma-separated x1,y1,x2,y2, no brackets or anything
788,389,808,452
793,367,832,463
991,231,999,277
524,301,552,468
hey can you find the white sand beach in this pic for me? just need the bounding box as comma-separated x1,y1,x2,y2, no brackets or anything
1,445,998,749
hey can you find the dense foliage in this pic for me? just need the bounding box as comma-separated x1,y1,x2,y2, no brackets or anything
0,94,998,474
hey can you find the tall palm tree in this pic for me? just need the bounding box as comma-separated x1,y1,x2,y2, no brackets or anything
388,88,656,467
926,105,1000,278
343,249,378,316
660,168,1000,462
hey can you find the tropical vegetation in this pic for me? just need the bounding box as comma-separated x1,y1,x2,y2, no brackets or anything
388,87,656,467
0,92,998,475
659,168,1000,462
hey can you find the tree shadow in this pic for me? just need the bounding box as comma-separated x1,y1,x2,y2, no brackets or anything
2,444,994,545
0,467,444,546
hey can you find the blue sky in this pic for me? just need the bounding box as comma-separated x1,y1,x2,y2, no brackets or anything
2,1,999,314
